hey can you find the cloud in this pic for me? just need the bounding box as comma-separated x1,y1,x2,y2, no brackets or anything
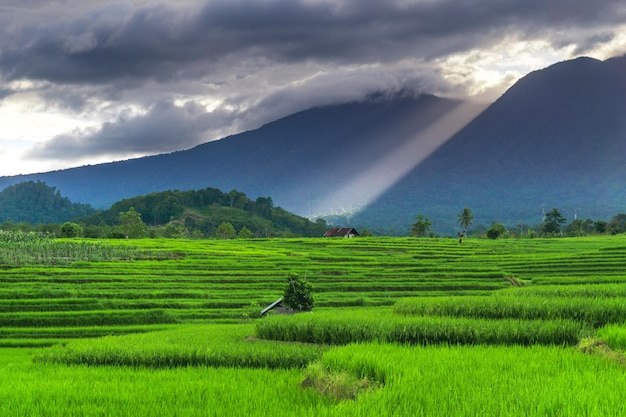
0,87,15,100
63,32,99,54
241,60,445,126
3,0,626,169
570,33,617,56
2,0,624,85
26,99,219,160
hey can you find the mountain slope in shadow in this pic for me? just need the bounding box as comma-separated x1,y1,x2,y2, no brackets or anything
354,55,626,233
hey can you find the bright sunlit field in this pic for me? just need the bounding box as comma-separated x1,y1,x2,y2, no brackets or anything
2,235,626,416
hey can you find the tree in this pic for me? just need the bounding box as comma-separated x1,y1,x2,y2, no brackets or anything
565,219,584,237
161,223,187,238
59,222,83,238
566,219,594,237
410,214,432,237
216,222,236,239
457,208,474,232
119,207,147,239
594,220,608,234
486,222,506,239
456,207,473,243
283,272,314,311
152,196,184,224
237,226,254,239
581,219,595,235
608,214,626,235
228,190,248,210
254,196,274,218
541,208,566,236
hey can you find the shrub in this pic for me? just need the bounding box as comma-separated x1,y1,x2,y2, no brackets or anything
216,222,236,239
59,222,83,238
283,273,314,311
486,223,505,239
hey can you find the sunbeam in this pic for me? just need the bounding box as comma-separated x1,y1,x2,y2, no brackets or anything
314,101,489,217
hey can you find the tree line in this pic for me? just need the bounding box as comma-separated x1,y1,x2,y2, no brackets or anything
411,207,626,239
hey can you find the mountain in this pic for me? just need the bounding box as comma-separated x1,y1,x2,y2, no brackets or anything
352,55,626,233
0,93,474,216
0,55,624,234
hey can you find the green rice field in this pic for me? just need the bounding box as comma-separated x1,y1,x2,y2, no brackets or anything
3,234,626,415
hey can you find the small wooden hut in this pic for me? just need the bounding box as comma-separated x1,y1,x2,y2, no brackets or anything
323,227,360,238
260,297,294,317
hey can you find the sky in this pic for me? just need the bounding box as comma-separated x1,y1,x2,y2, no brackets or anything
1,0,625,177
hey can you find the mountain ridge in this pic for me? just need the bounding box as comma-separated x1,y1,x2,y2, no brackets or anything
1,55,625,234
0,93,467,215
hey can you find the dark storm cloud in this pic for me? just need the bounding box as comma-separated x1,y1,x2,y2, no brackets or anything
1,0,624,85
26,99,222,159
0,87,14,100
39,86,93,112
3,0,625,166
570,33,617,56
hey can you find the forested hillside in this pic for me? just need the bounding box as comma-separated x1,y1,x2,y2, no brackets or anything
78,187,328,238
0,182,327,238
0,181,95,224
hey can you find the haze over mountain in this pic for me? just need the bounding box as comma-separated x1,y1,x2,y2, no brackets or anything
0,55,624,234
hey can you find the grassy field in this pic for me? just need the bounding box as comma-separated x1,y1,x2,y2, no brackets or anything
3,234,626,415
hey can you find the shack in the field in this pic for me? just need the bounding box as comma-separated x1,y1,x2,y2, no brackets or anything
323,227,360,238
260,297,292,317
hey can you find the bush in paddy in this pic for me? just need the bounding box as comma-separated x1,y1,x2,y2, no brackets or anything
283,273,314,311
59,222,83,238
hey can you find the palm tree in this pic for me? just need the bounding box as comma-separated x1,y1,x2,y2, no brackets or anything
457,207,474,233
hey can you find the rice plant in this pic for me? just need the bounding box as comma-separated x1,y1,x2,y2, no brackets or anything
255,308,585,346
7,341,626,416
394,295,626,327
0,232,147,266
34,324,326,369
597,324,626,351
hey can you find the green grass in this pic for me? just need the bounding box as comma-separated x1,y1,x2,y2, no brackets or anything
255,308,586,346
597,324,626,351
0,236,522,342
3,235,626,415
2,235,626,343
317,343,626,416
0,355,330,417
34,324,326,368
5,341,626,416
394,295,626,327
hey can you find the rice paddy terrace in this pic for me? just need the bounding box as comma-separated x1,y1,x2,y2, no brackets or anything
4,233,626,416
2,234,626,346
